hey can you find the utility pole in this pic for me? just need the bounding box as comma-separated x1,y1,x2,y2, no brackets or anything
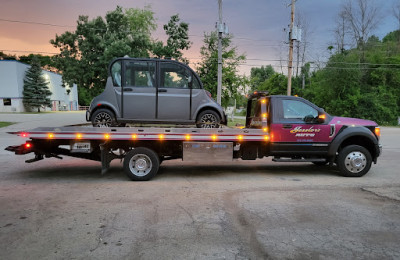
217,0,223,105
287,0,296,96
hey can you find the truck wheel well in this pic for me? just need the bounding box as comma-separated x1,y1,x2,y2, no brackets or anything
338,135,377,159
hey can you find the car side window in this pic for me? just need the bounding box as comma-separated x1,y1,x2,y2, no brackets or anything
160,63,190,89
282,99,318,120
111,61,122,87
192,76,201,89
125,61,155,88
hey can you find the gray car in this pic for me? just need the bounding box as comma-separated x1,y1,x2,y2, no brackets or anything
86,57,226,128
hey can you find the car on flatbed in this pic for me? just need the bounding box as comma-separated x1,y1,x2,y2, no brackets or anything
86,57,227,128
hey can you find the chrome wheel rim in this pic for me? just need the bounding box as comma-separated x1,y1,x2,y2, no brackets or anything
344,151,367,173
128,154,152,177
199,114,218,128
94,112,112,127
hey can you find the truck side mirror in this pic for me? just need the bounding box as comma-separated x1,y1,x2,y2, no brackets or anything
303,114,315,123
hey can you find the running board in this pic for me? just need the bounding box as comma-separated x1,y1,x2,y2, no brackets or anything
272,157,326,163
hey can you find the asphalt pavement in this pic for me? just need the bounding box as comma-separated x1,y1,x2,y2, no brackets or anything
0,112,399,259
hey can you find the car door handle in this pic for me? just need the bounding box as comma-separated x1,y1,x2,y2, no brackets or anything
158,89,167,93
124,88,133,92
283,124,292,129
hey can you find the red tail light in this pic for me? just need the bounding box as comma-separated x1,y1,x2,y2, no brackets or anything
25,143,32,149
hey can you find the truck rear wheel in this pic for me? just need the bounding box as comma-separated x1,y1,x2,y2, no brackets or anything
123,147,160,181
337,145,372,177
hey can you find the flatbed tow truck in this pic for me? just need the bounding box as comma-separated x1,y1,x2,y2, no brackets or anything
6,91,381,181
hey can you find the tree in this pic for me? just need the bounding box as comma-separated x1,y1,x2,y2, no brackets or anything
51,6,191,105
196,32,246,107
23,57,52,112
304,31,400,125
249,65,275,91
19,54,55,71
153,14,192,62
0,51,17,60
341,0,382,52
259,73,287,95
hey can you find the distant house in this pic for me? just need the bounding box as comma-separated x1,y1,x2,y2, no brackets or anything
0,60,78,112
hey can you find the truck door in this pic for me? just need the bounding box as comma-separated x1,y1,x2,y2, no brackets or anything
120,60,157,120
157,62,191,120
270,98,332,154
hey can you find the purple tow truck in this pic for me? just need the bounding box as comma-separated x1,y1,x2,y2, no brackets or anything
6,91,381,181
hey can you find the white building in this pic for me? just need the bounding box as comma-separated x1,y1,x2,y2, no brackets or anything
0,60,78,112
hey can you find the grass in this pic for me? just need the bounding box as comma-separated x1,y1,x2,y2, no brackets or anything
227,118,246,128
0,122,16,128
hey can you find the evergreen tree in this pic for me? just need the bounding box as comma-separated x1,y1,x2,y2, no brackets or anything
23,57,52,112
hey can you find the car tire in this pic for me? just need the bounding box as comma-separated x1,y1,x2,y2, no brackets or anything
92,108,117,127
337,145,372,177
196,110,221,128
123,147,160,181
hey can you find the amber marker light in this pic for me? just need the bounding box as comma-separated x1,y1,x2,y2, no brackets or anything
132,134,137,140
185,134,191,140
263,127,268,132
48,133,54,139
261,99,266,104
374,127,381,138
264,135,270,141
319,114,326,120
159,134,164,140
76,133,82,139
211,135,217,141
237,135,243,141
104,134,110,140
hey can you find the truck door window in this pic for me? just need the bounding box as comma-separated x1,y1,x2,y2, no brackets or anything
160,63,190,88
282,100,318,120
125,61,155,87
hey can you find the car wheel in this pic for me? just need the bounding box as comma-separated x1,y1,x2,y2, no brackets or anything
123,147,160,181
92,108,116,127
196,110,221,128
337,145,372,177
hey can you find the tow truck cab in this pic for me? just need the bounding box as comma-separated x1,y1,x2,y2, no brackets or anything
247,91,381,176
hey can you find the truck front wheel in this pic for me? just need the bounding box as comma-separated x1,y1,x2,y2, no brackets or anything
337,145,372,177
123,147,160,181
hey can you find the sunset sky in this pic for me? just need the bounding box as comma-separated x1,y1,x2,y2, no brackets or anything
0,0,398,75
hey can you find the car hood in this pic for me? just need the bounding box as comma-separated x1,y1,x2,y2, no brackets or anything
330,116,378,126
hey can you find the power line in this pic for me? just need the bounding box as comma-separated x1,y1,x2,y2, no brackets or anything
0,18,74,28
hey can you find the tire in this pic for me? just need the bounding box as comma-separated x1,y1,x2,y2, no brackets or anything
337,145,372,177
123,147,160,181
196,110,221,128
91,108,117,127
